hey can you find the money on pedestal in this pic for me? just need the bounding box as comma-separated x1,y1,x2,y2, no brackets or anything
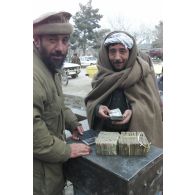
95,131,120,155
118,132,150,156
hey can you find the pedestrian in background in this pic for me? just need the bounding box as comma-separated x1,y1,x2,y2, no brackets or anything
85,31,163,148
71,53,81,65
33,11,91,195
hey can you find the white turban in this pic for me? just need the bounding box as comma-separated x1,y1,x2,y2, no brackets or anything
104,32,134,49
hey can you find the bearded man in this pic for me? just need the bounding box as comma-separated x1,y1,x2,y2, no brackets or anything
33,12,91,195
85,31,163,148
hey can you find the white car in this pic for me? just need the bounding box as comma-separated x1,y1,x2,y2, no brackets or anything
79,56,97,68
152,58,163,77
61,62,81,86
62,62,81,78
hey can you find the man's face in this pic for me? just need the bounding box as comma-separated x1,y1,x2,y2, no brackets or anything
108,43,129,71
35,34,70,71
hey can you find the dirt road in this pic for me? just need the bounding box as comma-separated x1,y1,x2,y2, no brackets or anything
62,68,92,98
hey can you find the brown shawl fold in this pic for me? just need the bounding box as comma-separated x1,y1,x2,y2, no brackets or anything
85,31,163,148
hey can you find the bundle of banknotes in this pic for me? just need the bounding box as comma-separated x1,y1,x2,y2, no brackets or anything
109,108,123,121
118,132,150,156
96,131,120,155
95,131,150,156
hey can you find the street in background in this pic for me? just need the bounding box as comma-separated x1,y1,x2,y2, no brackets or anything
80,56,97,67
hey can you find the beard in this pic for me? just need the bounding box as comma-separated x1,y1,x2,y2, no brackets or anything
39,44,67,72
111,59,127,72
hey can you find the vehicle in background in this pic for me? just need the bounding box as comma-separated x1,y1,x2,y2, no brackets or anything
62,61,81,78
80,56,97,68
152,58,163,78
85,57,163,79
61,61,81,86
149,48,163,60
85,65,98,78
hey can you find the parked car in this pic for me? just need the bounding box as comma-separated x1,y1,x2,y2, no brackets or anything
149,48,163,60
61,61,81,85
152,58,163,77
85,65,98,78
80,56,97,68
62,61,81,78
85,58,163,79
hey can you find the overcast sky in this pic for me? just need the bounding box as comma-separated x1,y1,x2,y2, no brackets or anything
33,0,162,30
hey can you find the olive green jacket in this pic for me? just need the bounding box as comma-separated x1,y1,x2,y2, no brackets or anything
33,46,79,195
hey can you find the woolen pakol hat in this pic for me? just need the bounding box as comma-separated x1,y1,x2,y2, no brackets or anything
33,11,73,35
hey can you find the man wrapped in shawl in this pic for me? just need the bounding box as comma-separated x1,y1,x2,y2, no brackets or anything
85,31,163,148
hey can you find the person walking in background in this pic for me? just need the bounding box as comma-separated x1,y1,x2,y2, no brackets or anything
33,11,91,195
71,53,81,65
85,31,163,148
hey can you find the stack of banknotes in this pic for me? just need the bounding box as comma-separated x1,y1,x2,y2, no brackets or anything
118,132,150,156
95,131,150,156
109,108,123,121
95,131,120,155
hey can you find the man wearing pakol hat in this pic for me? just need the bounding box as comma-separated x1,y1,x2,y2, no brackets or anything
85,31,163,148
33,11,91,195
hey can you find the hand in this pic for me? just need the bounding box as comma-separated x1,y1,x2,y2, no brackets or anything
70,143,91,158
112,109,132,125
98,105,110,119
71,125,84,140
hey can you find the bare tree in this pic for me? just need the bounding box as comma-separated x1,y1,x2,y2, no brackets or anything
152,21,163,48
107,15,132,32
107,15,155,47
135,24,155,45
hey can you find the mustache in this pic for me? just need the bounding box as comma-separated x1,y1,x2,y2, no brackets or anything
50,51,64,57
113,60,123,65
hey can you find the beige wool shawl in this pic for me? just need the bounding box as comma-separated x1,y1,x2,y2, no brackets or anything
85,31,163,148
